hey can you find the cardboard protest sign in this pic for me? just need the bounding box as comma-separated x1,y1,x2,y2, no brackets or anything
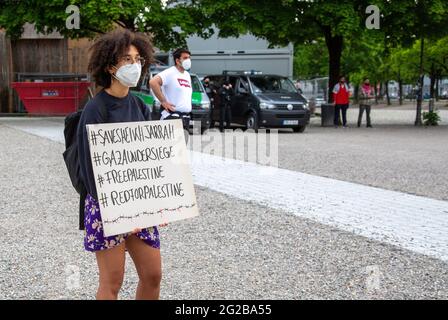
86,119,198,237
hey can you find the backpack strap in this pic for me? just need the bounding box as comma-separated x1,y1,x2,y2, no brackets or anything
98,96,109,122
78,95,107,231
79,188,87,230
130,93,149,120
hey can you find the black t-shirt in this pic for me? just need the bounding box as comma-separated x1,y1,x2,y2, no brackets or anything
76,89,151,201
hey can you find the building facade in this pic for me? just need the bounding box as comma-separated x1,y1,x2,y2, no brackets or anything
156,31,294,78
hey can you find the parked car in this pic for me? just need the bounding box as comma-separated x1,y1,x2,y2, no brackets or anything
314,95,326,107
305,94,325,115
205,71,311,132
389,92,398,99
440,90,448,100
132,64,211,133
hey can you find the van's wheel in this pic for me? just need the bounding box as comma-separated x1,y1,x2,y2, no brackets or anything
293,125,306,133
200,125,210,135
245,112,259,132
209,111,215,128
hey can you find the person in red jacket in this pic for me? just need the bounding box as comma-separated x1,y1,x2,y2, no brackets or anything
332,76,350,127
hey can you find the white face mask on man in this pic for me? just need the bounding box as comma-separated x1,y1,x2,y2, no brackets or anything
181,58,191,71
112,63,142,87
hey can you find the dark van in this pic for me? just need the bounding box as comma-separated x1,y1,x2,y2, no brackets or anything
206,71,311,132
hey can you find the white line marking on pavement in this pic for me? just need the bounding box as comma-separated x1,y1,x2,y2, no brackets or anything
189,152,448,262
4,121,448,262
3,120,65,144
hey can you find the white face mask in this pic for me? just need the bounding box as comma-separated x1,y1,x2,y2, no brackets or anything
113,63,142,87
181,58,191,71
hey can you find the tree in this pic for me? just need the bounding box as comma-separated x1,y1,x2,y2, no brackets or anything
386,46,419,104
378,35,448,105
0,0,211,51
293,38,328,79
198,0,448,121
197,0,387,102
378,0,448,125
340,29,385,102
426,36,448,100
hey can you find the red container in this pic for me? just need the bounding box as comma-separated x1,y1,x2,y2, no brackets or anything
11,81,91,115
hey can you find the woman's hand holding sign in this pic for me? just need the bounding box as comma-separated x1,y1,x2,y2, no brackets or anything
132,228,142,234
132,223,168,234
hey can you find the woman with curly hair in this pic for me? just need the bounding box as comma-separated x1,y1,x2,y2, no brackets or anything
77,29,163,300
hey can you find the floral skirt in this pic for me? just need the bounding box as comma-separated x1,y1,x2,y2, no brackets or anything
83,194,160,252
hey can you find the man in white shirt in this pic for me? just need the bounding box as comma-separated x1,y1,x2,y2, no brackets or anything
149,48,193,125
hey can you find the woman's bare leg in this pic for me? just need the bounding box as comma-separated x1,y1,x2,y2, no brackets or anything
125,235,162,300
95,242,126,300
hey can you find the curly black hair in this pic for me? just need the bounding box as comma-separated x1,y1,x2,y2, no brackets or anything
88,29,154,88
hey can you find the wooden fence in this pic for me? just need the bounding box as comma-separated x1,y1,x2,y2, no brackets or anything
0,31,13,112
0,28,93,113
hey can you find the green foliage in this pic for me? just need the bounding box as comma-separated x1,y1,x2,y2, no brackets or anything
1,0,448,86
385,46,420,84
196,0,389,101
0,0,212,51
378,0,448,46
381,36,448,86
293,39,328,79
422,110,441,126
426,36,448,77
342,29,385,84
289,1,448,86
197,0,372,47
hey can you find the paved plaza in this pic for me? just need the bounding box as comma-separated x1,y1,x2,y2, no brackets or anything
0,106,447,299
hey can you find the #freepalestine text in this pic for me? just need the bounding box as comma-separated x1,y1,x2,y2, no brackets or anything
89,122,185,208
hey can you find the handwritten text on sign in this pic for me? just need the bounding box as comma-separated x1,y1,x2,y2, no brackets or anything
87,119,199,237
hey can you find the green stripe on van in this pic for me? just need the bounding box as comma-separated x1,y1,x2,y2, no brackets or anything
192,92,202,105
